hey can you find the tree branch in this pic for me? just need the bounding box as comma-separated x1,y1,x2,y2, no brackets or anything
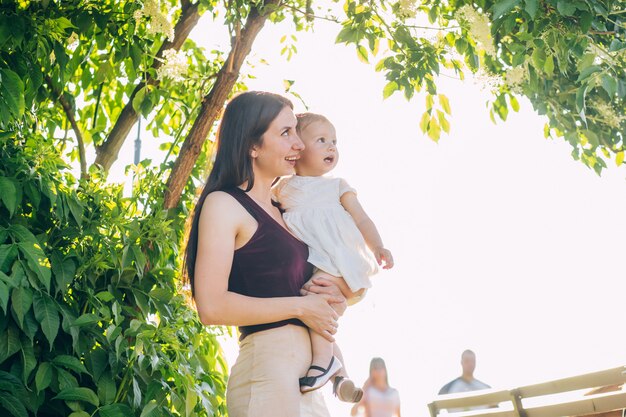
281,3,341,23
45,75,88,178
92,0,201,172
163,0,282,209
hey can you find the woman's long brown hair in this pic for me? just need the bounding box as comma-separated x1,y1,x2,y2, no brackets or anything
183,91,293,298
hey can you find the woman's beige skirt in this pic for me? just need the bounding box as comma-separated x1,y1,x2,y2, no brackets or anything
226,324,330,417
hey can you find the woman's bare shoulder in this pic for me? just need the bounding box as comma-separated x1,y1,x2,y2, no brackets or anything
199,191,248,225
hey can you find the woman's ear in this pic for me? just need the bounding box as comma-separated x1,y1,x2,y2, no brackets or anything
250,147,259,159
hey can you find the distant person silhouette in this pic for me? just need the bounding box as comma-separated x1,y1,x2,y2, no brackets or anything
351,357,401,417
438,350,490,395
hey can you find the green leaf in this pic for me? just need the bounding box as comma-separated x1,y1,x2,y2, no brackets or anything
97,371,116,405
35,362,53,393
439,94,451,114
18,241,51,292
419,111,430,133
510,95,520,112
20,335,36,384
69,412,91,417
56,367,78,391
72,313,100,327
609,39,625,53
85,348,108,382
427,116,441,142
544,55,554,75
576,85,588,113
437,110,450,133
132,377,141,408
0,370,23,394
601,75,617,97
22,308,39,341
53,387,99,406
51,252,76,293
132,86,147,114
0,244,18,273
492,0,521,20
557,0,577,16
95,291,114,302
382,81,398,99
0,325,20,364
577,65,601,82
99,404,133,417
531,48,546,70
524,0,538,18
0,280,8,313
425,94,434,111
130,245,146,274
579,12,593,32
428,5,438,23
356,45,369,63
9,224,37,244
33,291,60,348
53,355,89,375
140,400,160,417
335,26,356,44
0,391,28,417
0,69,25,119
0,177,17,217
11,286,33,329
66,192,84,225
455,38,467,54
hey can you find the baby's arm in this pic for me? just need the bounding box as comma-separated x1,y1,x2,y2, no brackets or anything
340,191,394,269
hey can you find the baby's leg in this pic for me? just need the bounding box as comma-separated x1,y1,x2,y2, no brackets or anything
308,328,335,377
305,269,364,302
300,270,344,393
332,342,348,378
306,270,341,376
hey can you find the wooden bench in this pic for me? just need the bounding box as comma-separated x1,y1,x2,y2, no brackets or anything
428,366,626,417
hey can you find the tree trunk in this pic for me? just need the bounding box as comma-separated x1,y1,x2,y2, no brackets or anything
163,1,280,209
93,0,201,172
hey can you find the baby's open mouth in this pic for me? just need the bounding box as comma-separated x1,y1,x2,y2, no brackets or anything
324,156,334,163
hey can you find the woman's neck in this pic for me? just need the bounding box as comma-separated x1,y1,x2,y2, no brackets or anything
240,177,275,205
372,380,388,391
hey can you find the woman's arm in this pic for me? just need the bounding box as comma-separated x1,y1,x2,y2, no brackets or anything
193,192,342,341
340,192,394,269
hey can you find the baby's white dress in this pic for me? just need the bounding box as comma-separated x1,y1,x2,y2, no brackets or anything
273,175,379,292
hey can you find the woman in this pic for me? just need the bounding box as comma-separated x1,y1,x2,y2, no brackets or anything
351,358,401,417
184,91,346,417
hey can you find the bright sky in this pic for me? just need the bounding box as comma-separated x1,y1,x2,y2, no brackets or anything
107,11,626,417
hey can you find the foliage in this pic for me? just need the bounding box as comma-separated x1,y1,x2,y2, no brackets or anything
0,133,227,417
334,0,625,174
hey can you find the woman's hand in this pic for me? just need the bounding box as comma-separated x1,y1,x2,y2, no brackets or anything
298,293,342,342
301,277,348,316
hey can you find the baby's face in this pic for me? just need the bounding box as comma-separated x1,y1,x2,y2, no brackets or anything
295,120,339,176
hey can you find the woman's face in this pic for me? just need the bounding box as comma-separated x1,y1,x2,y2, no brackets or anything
371,364,387,385
251,106,304,179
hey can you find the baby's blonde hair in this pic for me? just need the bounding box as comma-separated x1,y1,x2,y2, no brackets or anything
296,112,332,135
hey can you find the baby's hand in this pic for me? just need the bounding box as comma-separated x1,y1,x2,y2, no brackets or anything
374,247,394,269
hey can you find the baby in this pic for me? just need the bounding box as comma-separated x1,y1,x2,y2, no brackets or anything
273,113,394,402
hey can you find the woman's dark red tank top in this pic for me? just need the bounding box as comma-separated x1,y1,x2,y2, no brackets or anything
223,187,313,339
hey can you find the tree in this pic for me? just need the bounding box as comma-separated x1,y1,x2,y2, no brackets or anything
0,0,624,416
